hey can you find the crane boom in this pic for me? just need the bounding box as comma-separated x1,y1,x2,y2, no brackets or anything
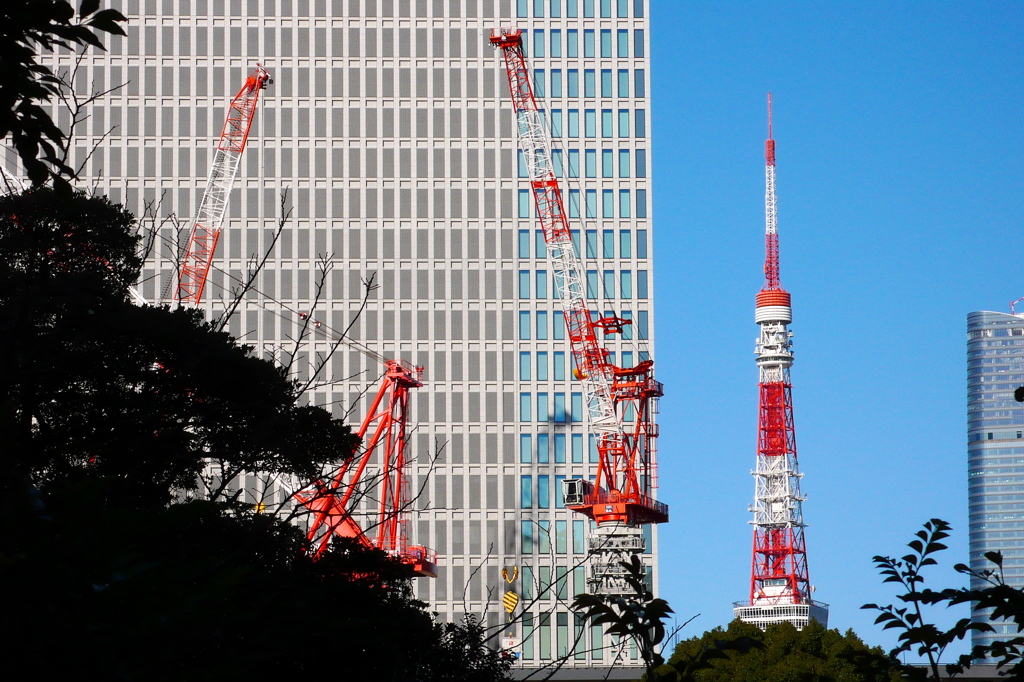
176,65,271,305
491,28,666,597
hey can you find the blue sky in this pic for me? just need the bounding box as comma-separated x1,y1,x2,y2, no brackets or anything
649,1,1024,658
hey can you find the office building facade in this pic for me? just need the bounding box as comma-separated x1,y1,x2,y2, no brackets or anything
14,0,659,668
967,310,1024,651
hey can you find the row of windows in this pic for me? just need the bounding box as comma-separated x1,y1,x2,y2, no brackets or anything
520,610,639,662
519,393,586,422
522,475,569,508
534,68,645,101
519,188,648,220
520,520,587,553
524,29,645,60
544,108,646,138
520,228,648,260
518,270,649,301
520,148,647,179
520,349,641,381
517,0,644,19
518,309,650,340
520,432,598,463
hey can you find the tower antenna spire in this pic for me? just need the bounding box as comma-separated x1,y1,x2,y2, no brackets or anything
763,92,780,289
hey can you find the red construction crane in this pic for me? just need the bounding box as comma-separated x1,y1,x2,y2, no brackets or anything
292,358,437,578
490,28,666,597
176,65,271,305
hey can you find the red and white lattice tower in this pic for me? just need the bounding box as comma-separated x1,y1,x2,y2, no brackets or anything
733,94,828,630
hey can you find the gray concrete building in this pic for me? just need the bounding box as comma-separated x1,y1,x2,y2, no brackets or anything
16,0,658,668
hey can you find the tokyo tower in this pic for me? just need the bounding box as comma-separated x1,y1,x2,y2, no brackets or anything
733,95,828,630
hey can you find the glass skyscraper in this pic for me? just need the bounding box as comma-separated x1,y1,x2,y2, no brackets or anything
14,0,658,668
967,310,1024,651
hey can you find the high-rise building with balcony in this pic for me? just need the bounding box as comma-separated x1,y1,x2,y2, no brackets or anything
967,310,1024,652
11,0,657,668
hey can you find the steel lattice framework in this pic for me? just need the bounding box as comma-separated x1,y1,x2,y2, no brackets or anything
176,65,271,305
491,28,666,596
743,96,823,623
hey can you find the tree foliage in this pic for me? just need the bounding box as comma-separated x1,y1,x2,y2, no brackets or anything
0,187,512,681
665,619,900,682
0,0,126,187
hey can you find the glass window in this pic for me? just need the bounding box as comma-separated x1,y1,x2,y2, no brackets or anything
537,351,549,380
517,0,528,17
538,475,550,508
554,351,566,380
589,434,599,462
637,270,648,298
618,149,629,178
520,393,532,421
585,109,596,137
583,0,594,18
554,316,565,339
621,270,632,298
556,520,568,553
567,29,578,56
536,230,546,258
572,433,583,462
600,0,611,17
637,310,649,339
552,148,564,177
520,434,533,463
551,69,562,97
518,189,531,217
534,0,545,15
619,189,631,217
538,522,551,554
518,230,530,258
602,229,614,257
602,150,614,178
520,351,531,380
618,69,629,97
634,29,645,57
555,433,566,462
583,29,595,58
621,309,632,339
620,229,631,257
634,68,646,98
567,69,579,98
622,350,633,369
551,0,562,18
518,150,528,177
601,69,612,97
584,69,595,98
521,521,534,554
636,148,647,177
602,270,615,298
519,311,531,339
537,392,549,422
537,310,549,339
633,0,643,17
586,230,598,258
567,150,580,179
585,189,597,218
617,29,628,57
550,29,562,57
551,110,564,138
586,270,598,298
568,189,580,218
618,109,629,137
535,270,548,298
637,188,647,217
573,519,586,552
636,108,646,137
602,189,614,218
585,149,596,178
554,393,566,422
602,109,613,137
568,109,579,136
519,271,530,299
571,393,583,422
600,30,612,58
538,433,549,463
534,69,545,97
521,475,533,507
534,29,545,56
637,229,647,258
